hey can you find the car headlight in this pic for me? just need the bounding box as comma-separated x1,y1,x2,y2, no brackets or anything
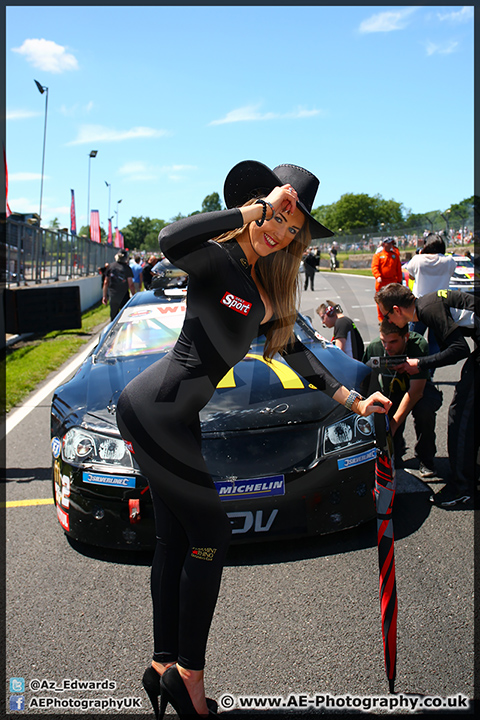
323,414,374,455
62,427,133,469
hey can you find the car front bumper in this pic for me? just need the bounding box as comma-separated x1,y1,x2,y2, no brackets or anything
52,442,376,551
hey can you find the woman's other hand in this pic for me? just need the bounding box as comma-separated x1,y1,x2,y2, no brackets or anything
357,392,392,416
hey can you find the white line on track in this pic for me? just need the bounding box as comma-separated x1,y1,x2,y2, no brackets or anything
2,334,100,439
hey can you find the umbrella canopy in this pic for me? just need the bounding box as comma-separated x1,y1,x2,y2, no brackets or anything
373,412,398,693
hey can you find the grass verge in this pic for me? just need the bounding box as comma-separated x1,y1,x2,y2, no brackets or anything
3,302,111,413
319,267,373,277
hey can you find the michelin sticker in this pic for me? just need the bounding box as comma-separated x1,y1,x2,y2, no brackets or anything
214,475,284,501
337,447,377,471
51,437,62,459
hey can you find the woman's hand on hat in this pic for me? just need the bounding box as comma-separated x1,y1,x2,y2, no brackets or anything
265,184,298,216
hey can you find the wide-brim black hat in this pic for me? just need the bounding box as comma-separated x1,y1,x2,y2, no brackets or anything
223,160,334,239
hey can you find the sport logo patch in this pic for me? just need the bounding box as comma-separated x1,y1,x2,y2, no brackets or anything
221,292,252,316
191,547,217,561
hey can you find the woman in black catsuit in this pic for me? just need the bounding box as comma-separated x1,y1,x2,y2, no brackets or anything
116,161,391,719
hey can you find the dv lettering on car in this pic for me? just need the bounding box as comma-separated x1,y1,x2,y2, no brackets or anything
226,509,278,535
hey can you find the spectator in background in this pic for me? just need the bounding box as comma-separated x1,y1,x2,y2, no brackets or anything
103,250,135,320
316,301,364,361
404,234,456,358
303,248,319,291
98,262,109,285
142,255,158,290
404,234,456,299
362,319,443,475
130,254,144,292
371,237,402,321
329,241,338,271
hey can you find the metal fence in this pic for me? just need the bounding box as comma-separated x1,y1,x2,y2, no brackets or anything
1,219,118,286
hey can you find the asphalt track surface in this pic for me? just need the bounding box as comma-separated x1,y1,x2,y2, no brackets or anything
4,272,475,715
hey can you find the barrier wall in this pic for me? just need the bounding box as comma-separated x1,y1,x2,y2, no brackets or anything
54,274,103,312
2,274,104,348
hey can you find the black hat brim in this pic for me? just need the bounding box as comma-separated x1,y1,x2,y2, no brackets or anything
223,160,334,239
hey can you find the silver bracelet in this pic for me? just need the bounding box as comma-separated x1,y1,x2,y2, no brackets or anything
344,389,362,411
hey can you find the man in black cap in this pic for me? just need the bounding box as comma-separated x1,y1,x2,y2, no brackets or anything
102,250,135,320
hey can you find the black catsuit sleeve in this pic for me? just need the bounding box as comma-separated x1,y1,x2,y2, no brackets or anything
415,293,472,371
260,321,343,399
282,337,343,398
159,209,244,278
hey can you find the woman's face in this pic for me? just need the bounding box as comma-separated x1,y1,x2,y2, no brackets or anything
249,205,305,258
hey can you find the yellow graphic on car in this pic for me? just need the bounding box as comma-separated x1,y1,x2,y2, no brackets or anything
217,353,305,389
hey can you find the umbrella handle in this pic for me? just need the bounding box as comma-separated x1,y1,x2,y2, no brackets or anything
373,406,388,449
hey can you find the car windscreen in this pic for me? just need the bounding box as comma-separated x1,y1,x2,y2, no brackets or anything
96,302,186,358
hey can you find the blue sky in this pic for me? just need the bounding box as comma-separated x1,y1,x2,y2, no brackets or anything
6,5,474,232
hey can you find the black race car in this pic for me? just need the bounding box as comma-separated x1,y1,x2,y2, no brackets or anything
51,285,377,550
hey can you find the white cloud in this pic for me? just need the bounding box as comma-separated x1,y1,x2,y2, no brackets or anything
164,165,196,181
286,107,322,119
6,109,41,121
10,172,45,182
426,40,459,56
210,104,321,125
118,162,196,182
12,38,79,73
118,161,158,181
437,7,474,24
8,197,37,213
210,105,274,125
359,7,418,33
68,125,169,145
60,101,94,117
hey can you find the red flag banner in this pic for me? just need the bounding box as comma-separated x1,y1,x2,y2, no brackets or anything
4,143,12,217
108,217,112,245
119,230,124,249
114,226,120,248
70,189,77,235
90,210,101,243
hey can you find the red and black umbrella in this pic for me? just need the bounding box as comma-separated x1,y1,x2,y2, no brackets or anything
373,412,398,693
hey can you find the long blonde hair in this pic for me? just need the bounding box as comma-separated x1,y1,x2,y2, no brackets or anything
214,198,312,360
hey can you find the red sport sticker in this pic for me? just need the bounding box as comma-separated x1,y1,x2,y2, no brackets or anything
221,292,252,315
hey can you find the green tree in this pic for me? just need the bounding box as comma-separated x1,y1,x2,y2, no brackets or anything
312,193,407,234
122,216,168,251
374,195,404,227
78,224,107,241
201,192,223,213
446,197,474,231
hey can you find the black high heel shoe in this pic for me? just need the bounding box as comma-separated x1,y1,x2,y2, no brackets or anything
142,666,162,720
160,665,217,718
142,666,217,719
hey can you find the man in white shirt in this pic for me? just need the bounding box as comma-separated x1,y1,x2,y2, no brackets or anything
404,234,456,357
404,234,456,298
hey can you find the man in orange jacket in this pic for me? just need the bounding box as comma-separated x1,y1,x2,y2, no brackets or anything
371,237,402,321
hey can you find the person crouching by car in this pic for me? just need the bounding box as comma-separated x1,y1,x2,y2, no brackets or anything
103,250,136,320
375,283,479,508
316,301,364,360
362,318,443,475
